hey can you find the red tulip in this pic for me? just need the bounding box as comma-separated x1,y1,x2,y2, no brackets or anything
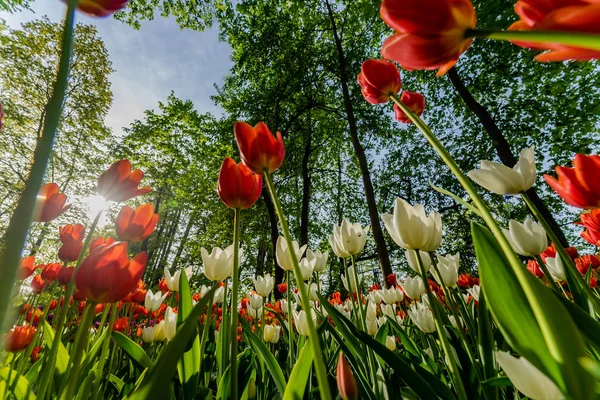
158,277,169,294
508,0,600,62
75,242,147,303
336,352,358,400
541,243,579,262
90,237,116,253
26,308,42,325
30,346,42,362
41,263,61,282
113,316,129,333
576,209,600,245
393,91,426,124
115,204,159,242
3,324,36,352
575,255,600,275
31,274,47,294
19,256,36,280
387,273,397,286
32,183,71,222
527,259,544,278
217,158,263,209
97,160,152,202
58,224,85,262
380,0,477,76
234,122,285,175
69,0,129,17
58,266,75,285
277,283,288,294
357,59,401,104
544,154,600,209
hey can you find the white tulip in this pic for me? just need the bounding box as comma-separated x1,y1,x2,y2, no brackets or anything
264,324,281,344
405,250,431,273
467,285,481,302
341,266,360,293
395,314,405,327
328,220,370,258
502,217,548,257
366,317,378,335
382,198,442,252
280,298,289,314
153,320,166,341
368,290,383,304
252,274,274,297
495,351,563,400
142,325,158,343
379,287,398,305
201,245,240,282
164,266,193,292
468,146,537,195
213,286,225,304
298,257,316,281
276,236,307,271
164,307,177,341
308,283,319,302
386,336,397,351
433,253,460,287
366,301,377,320
545,256,565,282
293,309,316,336
394,286,404,303
306,249,329,272
449,315,462,330
248,293,263,310
399,276,425,300
144,289,167,312
407,302,436,333
380,303,396,319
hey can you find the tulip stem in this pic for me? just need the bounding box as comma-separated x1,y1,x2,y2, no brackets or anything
62,301,96,400
390,94,575,385
230,207,241,400
466,29,600,52
264,171,332,400
219,278,229,380
0,0,78,340
92,303,117,400
286,270,295,371
534,255,561,293
416,252,467,400
36,208,103,400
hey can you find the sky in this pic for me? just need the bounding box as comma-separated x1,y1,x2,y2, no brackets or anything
1,1,233,134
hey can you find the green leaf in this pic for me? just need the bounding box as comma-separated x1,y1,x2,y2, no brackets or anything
109,374,125,394
111,331,153,370
0,368,36,400
283,340,313,400
477,293,497,400
551,290,600,351
41,319,69,386
472,222,594,399
177,270,201,400
79,327,108,384
127,285,217,400
241,320,286,396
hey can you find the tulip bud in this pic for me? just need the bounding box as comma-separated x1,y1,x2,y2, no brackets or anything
276,237,306,271
252,274,274,297
164,266,193,292
433,253,460,287
467,285,481,302
393,91,425,124
357,59,401,104
293,309,316,336
328,220,370,258
386,336,397,351
115,204,159,242
217,158,263,209
336,352,359,400
399,276,425,300
495,351,562,400
202,245,239,282
407,301,436,333
277,283,287,294
545,256,566,282
234,121,285,175
306,248,329,272
468,146,537,195
502,217,548,257
32,183,71,222
97,160,151,203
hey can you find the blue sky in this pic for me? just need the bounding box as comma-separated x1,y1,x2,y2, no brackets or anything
1,1,232,133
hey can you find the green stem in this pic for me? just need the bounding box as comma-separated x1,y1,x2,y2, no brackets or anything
219,278,229,380
264,171,332,400
350,256,366,331
62,301,96,400
390,94,574,382
534,255,561,293
416,252,466,400
0,0,78,335
286,270,295,371
467,29,600,51
230,208,241,400
199,285,215,383
92,303,117,400
36,209,102,399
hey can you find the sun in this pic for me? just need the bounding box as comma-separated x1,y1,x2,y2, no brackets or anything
81,195,109,227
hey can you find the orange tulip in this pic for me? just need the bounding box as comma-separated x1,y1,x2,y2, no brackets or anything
3,324,36,352
75,242,147,303
58,266,75,285
575,255,600,274
544,154,600,209
97,160,152,202
527,259,544,278
90,237,116,253
30,345,42,362
393,91,426,124
115,204,159,242
509,0,600,62
336,352,358,400
217,158,263,209
69,0,129,17
234,122,285,175
380,0,477,76
58,223,85,262
541,243,579,262
31,274,47,294
19,256,36,280
113,316,129,332
577,209,600,245
32,183,71,222
357,59,401,104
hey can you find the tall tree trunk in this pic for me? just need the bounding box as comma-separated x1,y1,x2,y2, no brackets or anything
142,192,162,252
300,131,312,247
256,240,267,277
325,1,392,284
447,67,569,247
28,222,50,256
171,211,195,271
263,187,283,299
